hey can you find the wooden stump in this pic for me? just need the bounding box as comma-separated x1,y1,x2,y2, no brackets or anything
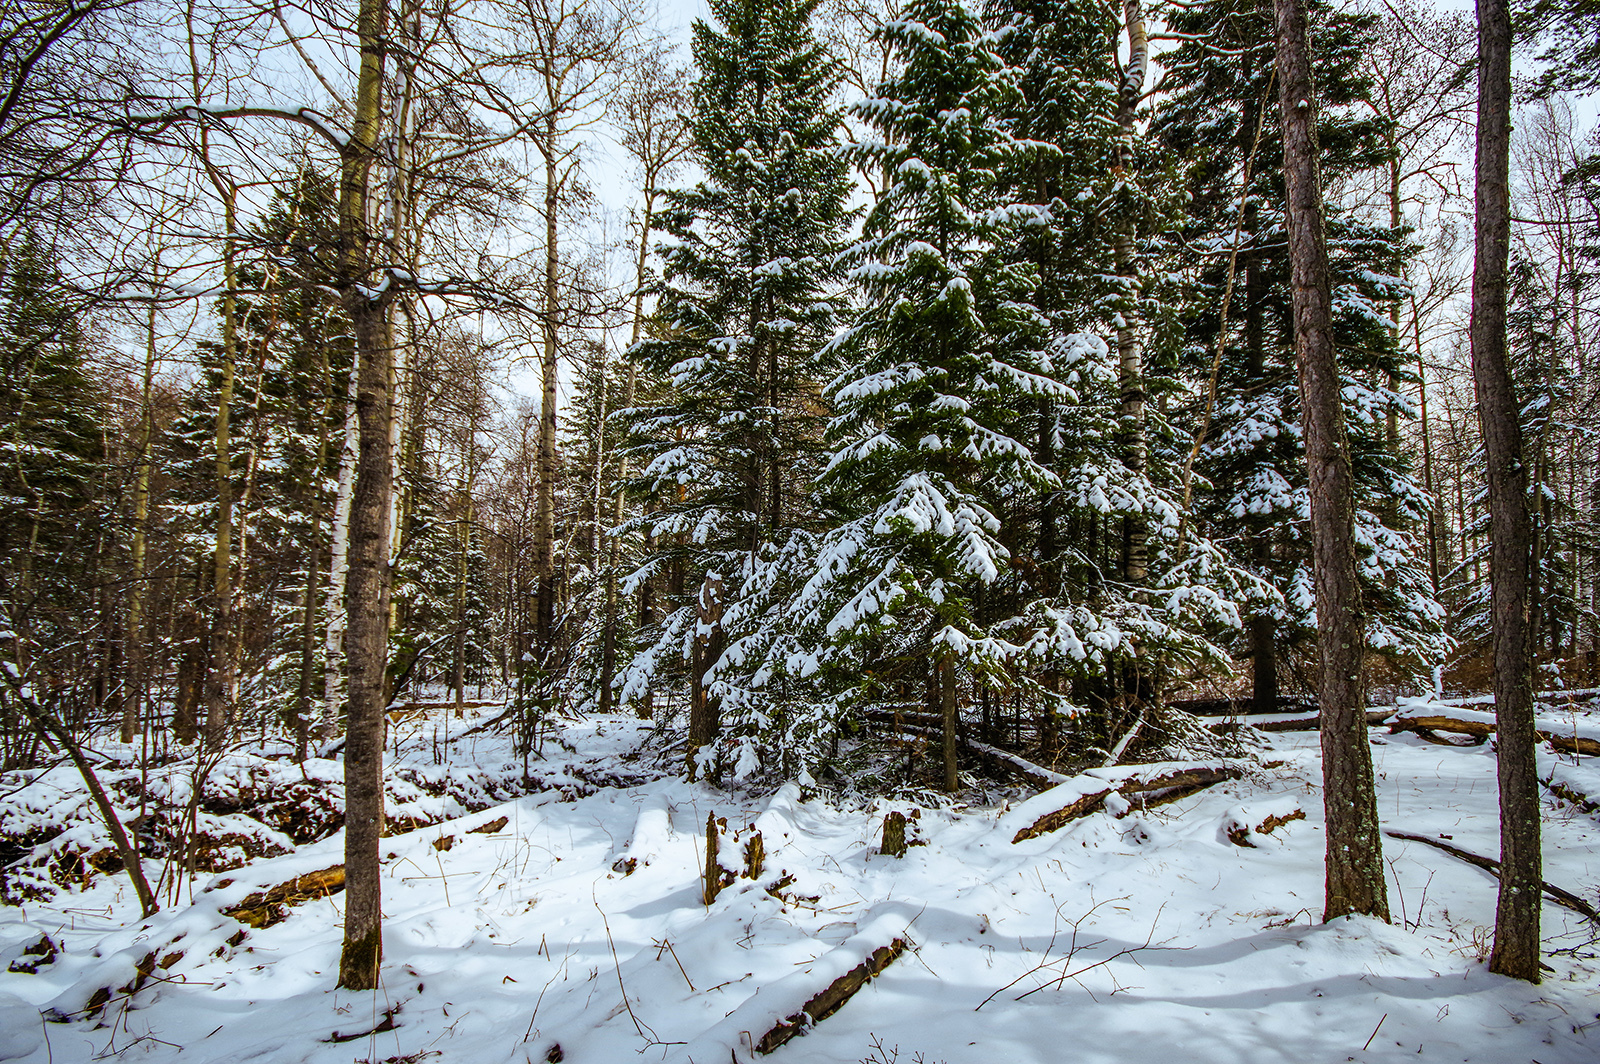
744,831,764,879
881,811,907,858
702,812,725,905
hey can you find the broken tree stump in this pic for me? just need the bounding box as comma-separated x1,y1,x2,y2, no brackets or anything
744,831,764,880
702,813,733,905
754,939,906,1054
881,811,907,858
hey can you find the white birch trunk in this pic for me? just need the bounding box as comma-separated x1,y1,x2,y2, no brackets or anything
320,356,360,735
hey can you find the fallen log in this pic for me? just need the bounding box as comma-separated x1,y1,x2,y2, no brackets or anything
1388,714,1493,745
1546,732,1600,757
1545,775,1600,816
754,939,905,1054
223,865,346,928
1011,765,1244,843
1389,711,1600,756
1012,789,1116,843
1384,831,1598,920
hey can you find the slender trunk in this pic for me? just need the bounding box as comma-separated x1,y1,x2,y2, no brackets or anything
205,194,238,749
940,653,957,793
1274,0,1389,922
453,495,473,714
535,111,560,658
1116,0,1148,589
605,192,658,715
337,0,391,991
1471,0,1539,982
120,300,158,744
1409,288,1441,592
296,350,334,759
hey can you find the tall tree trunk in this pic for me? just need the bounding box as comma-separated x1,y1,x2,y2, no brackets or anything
535,111,560,659
1116,0,1148,590
205,189,238,749
453,495,473,715
1274,0,1389,923
1471,0,1540,983
337,0,391,992
120,299,158,744
1409,287,1442,593
687,572,724,781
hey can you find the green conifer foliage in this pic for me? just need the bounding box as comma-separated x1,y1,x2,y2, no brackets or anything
0,231,106,647
1152,0,1446,694
616,0,852,775
774,0,1067,754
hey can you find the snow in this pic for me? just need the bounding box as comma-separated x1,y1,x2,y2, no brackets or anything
1,709,1597,1064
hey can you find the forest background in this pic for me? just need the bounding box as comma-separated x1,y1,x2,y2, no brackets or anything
1,0,1599,985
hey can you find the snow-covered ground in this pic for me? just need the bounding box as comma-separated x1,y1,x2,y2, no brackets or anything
2,709,1597,1064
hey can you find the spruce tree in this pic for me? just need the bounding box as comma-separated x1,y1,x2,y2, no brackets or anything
771,0,1068,786
617,0,852,778
0,231,105,655
1152,0,1446,703
978,0,1254,757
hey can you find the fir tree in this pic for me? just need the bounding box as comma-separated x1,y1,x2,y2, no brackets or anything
617,0,852,778
1151,0,1446,701
775,0,1066,785
0,230,106,648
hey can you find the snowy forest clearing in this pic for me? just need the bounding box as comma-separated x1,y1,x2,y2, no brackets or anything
1,708,1597,1064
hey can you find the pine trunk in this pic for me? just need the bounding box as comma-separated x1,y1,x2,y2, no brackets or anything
1471,0,1540,983
1273,0,1389,922
940,653,958,793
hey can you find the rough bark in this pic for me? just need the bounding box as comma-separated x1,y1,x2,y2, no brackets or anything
1468,0,1541,984
881,811,907,857
1273,0,1389,922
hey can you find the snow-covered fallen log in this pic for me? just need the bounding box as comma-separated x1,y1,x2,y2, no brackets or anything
1005,761,1245,843
675,912,910,1060
1385,831,1598,920
1389,697,1600,755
